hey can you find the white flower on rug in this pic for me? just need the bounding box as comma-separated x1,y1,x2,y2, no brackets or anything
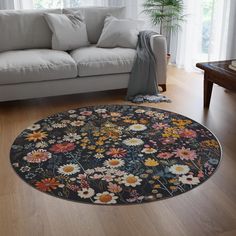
77,188,95,199
63,133,81,142
95,108,107,113
129,124,147,131
52,123,67,128
90,174,103,179
94,153,105,159
84,169,95,175
77,115,86,120
179,175,200,185
58,164,80,176
104,159,125,168
69,114,78,118
68,110,76,114
145,111,156,116
27,124,41,131
169,164,190,175
35,141,48,148
94,167,107,172
141,147,157,154
61,120,71,124
94,191,118,204
121,174,142,187
135,109,145,113
48,139,56,144
123,138,144,146
20,166,31,172
71,120,85,127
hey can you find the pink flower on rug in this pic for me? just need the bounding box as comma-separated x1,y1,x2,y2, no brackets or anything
80,179,90,189
77,174,87,180
157,152,173,159
197,170,204,178
66,184,81,192
23,149,51,163
179,129,197,138
49,142,76,153
80,111,92,116
107,183,122,193
114,170,127,176
91,174,103,179
106,148,127,158
161,137,176,145
102,114,110,118
102,174,114,182
152,123,169,130
175,147,197,161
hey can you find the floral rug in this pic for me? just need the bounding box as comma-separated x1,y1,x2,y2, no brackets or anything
10,105,221,205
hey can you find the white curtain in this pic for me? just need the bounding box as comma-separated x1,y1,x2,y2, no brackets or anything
170,0,235,71
0,0,33,9
0,0,15,9
15,0,33,9
0,0,138,18
226,0,236,59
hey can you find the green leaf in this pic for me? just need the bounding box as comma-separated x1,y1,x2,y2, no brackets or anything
142,0,186,35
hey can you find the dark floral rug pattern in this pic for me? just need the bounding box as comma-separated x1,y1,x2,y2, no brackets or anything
10,105,221,205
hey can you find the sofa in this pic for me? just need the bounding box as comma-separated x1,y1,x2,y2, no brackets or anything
0,7,167,102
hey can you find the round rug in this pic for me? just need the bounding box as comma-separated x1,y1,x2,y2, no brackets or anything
10,105,221,205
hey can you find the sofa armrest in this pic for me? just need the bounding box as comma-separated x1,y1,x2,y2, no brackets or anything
150,34,167,88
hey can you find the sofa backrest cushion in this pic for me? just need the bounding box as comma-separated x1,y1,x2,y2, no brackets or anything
0,9,61,52
63,7,126,44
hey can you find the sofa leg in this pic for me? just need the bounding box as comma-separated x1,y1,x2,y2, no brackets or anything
159,84,166,92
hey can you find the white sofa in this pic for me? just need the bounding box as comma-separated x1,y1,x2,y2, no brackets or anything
0,7,167,102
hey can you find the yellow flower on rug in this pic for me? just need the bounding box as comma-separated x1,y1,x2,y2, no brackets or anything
26,131,48,142
144,158,159,167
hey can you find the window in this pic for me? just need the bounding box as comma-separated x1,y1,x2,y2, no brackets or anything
201,0,214,55
33,0,81,9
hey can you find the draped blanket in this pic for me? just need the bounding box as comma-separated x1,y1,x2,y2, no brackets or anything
127,31,170,103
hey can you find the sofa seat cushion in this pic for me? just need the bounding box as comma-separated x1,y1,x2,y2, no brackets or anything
70,45,137,77
0,49,77,85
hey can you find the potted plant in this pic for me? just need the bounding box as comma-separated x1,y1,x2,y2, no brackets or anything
143,0,186,63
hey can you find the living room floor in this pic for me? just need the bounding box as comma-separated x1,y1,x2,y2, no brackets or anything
0,65,236,236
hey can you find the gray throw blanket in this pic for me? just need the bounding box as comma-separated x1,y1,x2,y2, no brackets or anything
127,31,170,103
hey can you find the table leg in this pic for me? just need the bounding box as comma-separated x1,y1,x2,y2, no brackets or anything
204,74,213,108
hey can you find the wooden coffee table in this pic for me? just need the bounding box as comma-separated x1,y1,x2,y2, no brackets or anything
196,60,236,108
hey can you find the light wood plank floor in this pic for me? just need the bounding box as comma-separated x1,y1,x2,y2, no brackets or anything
0,66,236,236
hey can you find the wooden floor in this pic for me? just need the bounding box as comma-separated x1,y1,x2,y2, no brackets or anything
0,66,236,236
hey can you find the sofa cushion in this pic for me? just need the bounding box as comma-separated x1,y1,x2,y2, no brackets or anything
63,7,126,44
0,49,77,85
70,45,136,77
97,16,140,49
0,9,61,52
44,12,89,51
